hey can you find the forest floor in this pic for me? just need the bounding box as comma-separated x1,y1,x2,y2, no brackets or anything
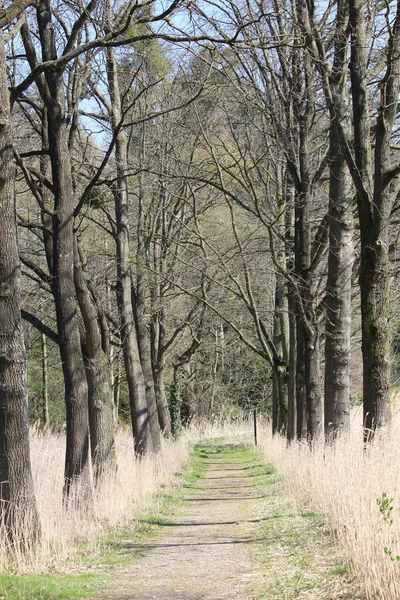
94,439,364,600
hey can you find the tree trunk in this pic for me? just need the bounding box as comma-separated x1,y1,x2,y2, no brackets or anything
295,312,307,440
305,325,323,440
273,271,289,432
322,0,353,440
210,328,219,415
180,362,198,423
105,35,152,454
153,362,171,435
35,0,90,496
359,243,391,435
134,163,161,451
324,56,353,437
74,241,116,480
0,28,40,544
287,292,297,442
149,244,171,436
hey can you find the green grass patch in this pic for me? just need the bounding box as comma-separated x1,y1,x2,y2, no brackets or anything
0,572,99,600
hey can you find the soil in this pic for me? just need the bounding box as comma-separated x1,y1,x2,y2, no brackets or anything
101,444,261,600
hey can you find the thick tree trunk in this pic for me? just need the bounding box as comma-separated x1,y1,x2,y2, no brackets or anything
323,0,353,440
347,0,400,436
324,119,353,437
304,325,323,440
36,1,90,496
359,242,391,435
105,40,152,454
0,29,40,544
74,242,116,480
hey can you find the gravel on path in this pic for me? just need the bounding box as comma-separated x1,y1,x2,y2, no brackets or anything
101,445,261,600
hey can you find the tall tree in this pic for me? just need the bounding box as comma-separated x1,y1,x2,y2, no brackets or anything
323,0,354,438
20,2,91,496
0,0,40,544
302,0,400,436
104,5,154,454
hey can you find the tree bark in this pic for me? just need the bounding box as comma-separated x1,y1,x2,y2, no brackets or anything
295,310,307,440
324,2,353,439
36,0,90,496
273,272,289,432
104,26,152,454
287,292,297,442
41,332,49,427
74,241,116,480
149,241,171,436
134,161,161,451
0,28,40,544
304,325,323,440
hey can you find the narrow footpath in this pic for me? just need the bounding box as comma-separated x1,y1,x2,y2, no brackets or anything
98,441,363,600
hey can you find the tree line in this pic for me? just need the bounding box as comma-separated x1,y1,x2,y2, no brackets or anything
1,0,400,545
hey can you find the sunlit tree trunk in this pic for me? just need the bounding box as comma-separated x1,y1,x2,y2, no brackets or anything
74,241,117,480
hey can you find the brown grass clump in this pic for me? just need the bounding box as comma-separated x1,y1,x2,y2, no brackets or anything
259,410,400,600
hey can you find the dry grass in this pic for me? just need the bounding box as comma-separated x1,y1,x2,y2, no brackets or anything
258,410,400,600
0,428,190,573
0,416,252,574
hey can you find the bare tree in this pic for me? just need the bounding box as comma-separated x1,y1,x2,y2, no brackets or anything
0,0,40,544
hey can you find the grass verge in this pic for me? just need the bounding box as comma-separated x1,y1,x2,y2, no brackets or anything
245,452,364,600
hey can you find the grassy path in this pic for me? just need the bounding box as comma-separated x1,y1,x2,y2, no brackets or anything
0,440,364,599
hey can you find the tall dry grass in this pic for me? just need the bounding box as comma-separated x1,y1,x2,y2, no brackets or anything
0,416,252,574
0,428,190,573
259,410,400,600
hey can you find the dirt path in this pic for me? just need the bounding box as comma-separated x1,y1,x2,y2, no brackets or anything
95,441,362,600
102,443,261,600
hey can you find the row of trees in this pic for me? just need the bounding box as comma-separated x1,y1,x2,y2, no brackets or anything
1,0,400,545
